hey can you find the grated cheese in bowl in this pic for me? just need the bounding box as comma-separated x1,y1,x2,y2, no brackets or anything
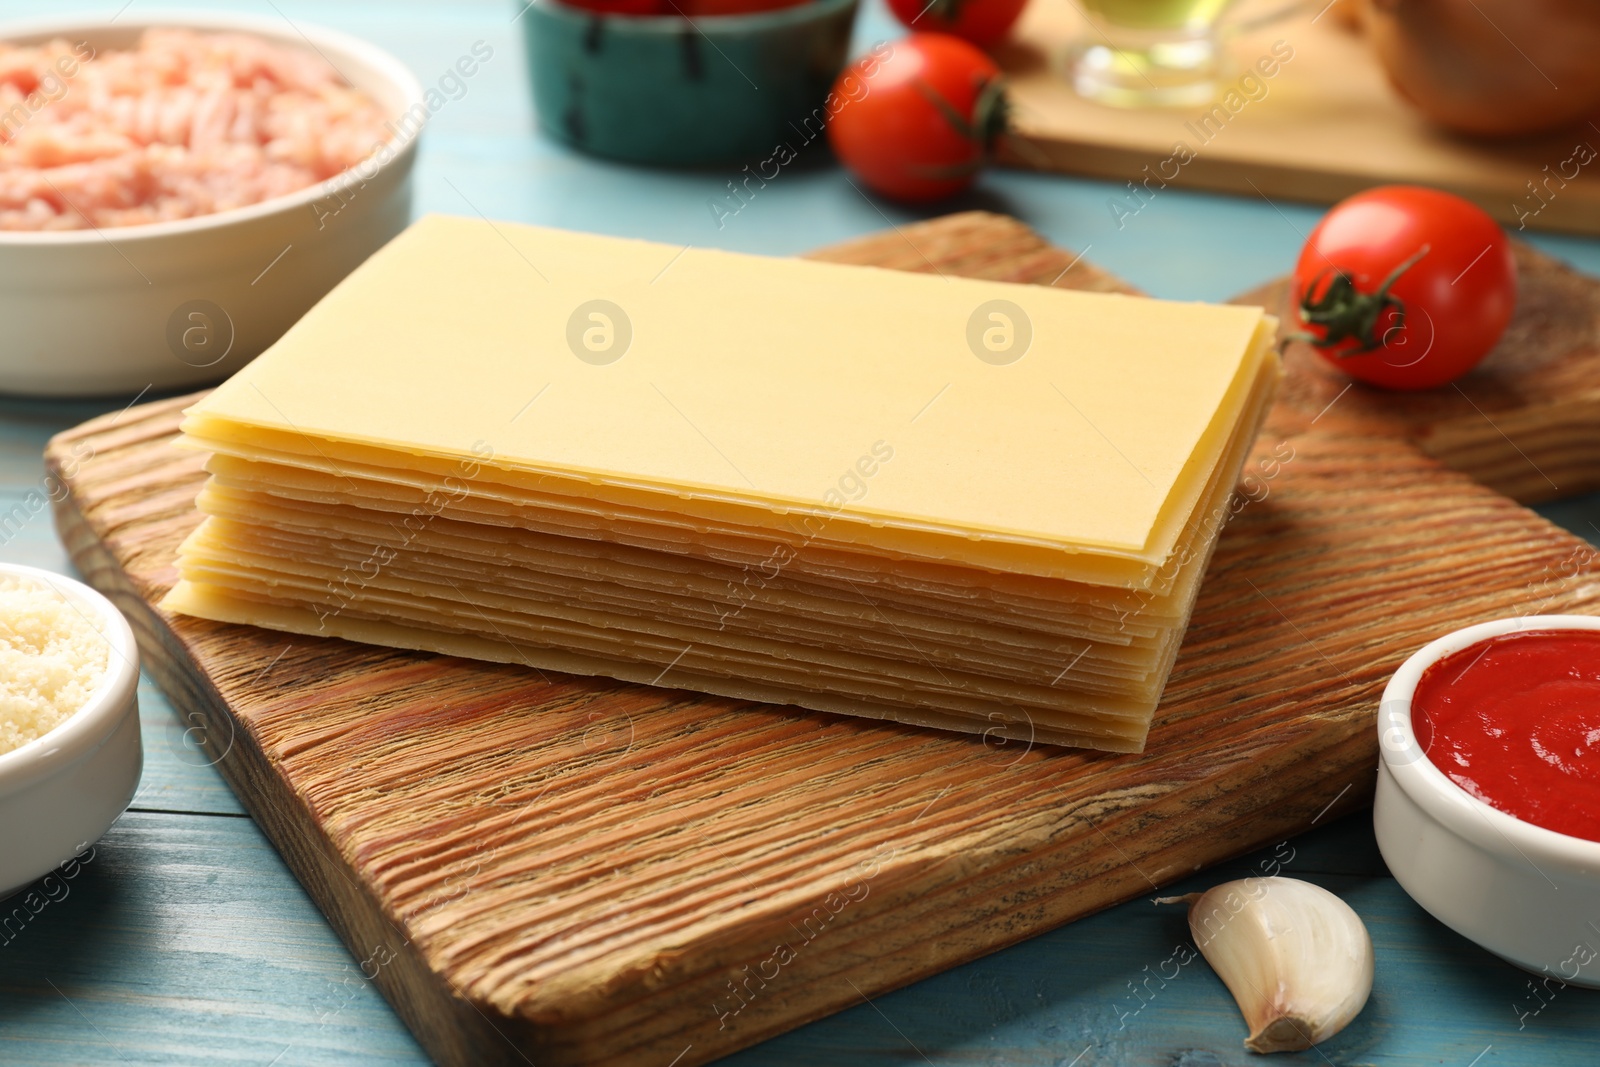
0,574,110,757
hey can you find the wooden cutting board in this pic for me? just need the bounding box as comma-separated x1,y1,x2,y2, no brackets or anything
47,213,1600,1067
996,5,1600,235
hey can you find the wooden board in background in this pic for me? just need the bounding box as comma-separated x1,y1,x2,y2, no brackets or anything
996,6,1600,235
46,213,1600,1067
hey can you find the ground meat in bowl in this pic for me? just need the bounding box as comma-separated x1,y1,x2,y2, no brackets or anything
0,28,392,230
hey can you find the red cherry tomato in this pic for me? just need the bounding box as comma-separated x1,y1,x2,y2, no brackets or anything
553,0,808,15
885,0,1029,48
827,34,1007,203
1292,185,1516,391
554,0,669,15
680,0,811,13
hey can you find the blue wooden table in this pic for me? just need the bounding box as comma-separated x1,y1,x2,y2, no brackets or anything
2,2,1599,1063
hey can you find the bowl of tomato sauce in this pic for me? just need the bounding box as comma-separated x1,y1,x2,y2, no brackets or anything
1375,615,1600,986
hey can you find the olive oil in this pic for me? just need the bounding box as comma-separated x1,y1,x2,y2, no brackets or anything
1080,0,1235,29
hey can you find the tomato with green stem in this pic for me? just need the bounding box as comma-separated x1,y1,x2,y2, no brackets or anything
1292,185,1516,391
554,0,809,16
678,0,812,14
827,33,1008,203
554,0,669,16
885,0,1030,48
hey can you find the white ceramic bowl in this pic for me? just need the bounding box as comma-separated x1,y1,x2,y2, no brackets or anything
1375,614,1600,987
0,563,142,898
0,10,423,397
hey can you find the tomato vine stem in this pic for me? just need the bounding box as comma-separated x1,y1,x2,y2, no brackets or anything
1295,244,1431,356
916,0,968,23
908,73,1009,179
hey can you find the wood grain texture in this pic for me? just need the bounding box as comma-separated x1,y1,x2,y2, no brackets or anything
18,810,1597,1067
1240,238,1600,505
807,211,1140,295
995,5,1600,235
0,811,428,1067
43,212,1600,1067
737,822,1600,1067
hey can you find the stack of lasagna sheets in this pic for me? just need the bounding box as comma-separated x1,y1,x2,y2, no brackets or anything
165,215,1280,752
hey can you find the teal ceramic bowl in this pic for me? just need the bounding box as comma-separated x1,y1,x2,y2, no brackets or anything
520,0,859,164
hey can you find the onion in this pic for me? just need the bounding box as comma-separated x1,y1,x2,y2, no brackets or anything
1328,0,1364,32
1364,0,1600,137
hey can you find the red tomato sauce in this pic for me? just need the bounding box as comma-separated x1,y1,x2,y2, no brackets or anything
1412,628,1600,843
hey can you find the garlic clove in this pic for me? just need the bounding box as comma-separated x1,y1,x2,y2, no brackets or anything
1166,877,1373,1054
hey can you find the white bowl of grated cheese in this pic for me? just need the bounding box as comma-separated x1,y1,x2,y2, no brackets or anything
0,11,425,396
0,563,141,898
